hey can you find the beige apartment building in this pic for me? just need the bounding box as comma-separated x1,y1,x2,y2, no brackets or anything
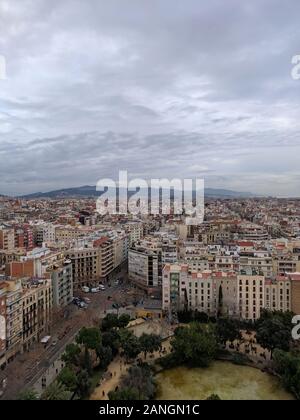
288,273,300,315
162,265,273,321
162,265,239,317
65,234,125,289
265,276,291,312
273,255,300,275
0,279,23,367
0,227,15,251
55,226,86,244
0,277,53,367
21,278,52,351
237,275,265,320
239,254,273,278
65,248,99,289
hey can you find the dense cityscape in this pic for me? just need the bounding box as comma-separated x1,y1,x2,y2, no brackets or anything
1,0,300,405
0,194,299,400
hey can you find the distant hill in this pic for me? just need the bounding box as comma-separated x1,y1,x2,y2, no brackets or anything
21,185,254,199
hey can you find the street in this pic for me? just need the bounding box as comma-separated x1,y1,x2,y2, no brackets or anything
0,269,145,400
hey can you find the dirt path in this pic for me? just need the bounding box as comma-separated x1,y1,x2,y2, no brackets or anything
90,338,172,401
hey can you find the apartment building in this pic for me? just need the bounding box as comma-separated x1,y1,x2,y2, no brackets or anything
265,276,291,312
273,255,300,275
237,275,265,320
129,248,161,292
112,232,129,268
163,265,269,321
239,253,273,277
14,225,34,250
288,273,300,315
0,279,23,367
123,222,144,246
0,285,6,365
0,227,15,251
21,278,52,351
65,248,99,289
95,237,114,279
236,223,269,241
0,249,26,271
51,261,73,308
55,226,86,244
0,277,53,367
162,265,238,316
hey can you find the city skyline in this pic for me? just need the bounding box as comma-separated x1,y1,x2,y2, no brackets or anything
1,0,300,196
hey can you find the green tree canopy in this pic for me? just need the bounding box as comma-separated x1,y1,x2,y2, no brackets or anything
139,333,162,359
41,381,72,401
206,394,221,400
61,343,81,367
256,311,293,356
108,387,140,400
76,327,102,351
76,370,92,399
18,389,39,400
119,329,141,361
57,367,77,392
273,349,300,399
216,318,241,346
171,323,218,367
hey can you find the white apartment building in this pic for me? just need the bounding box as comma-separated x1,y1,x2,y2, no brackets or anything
128,248,161,292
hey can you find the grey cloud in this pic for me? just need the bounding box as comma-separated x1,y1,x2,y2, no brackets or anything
0,0,300,196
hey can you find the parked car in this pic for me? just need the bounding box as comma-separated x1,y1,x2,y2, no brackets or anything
83,297,91,304
82,286,90,293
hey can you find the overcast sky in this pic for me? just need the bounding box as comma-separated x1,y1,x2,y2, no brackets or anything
0,0,300,196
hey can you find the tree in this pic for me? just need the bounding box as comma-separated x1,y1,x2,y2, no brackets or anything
118,314,131,329
57,367,77,392
122,364,155,400
119,329,141,361
108,387,140,401
97,345,113,369
76,370,92,399
101,314,119,331
216,318,241,346
171,323,218,367
41,382,72,400
83,346,93,375
76,327,102,351
207,394,221,400
139,333,162,359
217,285,223,318
273,350,300,399
101,314,131,331
62,343,81,367
102,330,120,355
18,389,39,400
256,311,292,357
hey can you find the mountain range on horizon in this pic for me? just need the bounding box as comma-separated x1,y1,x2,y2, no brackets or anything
5,185,257,199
